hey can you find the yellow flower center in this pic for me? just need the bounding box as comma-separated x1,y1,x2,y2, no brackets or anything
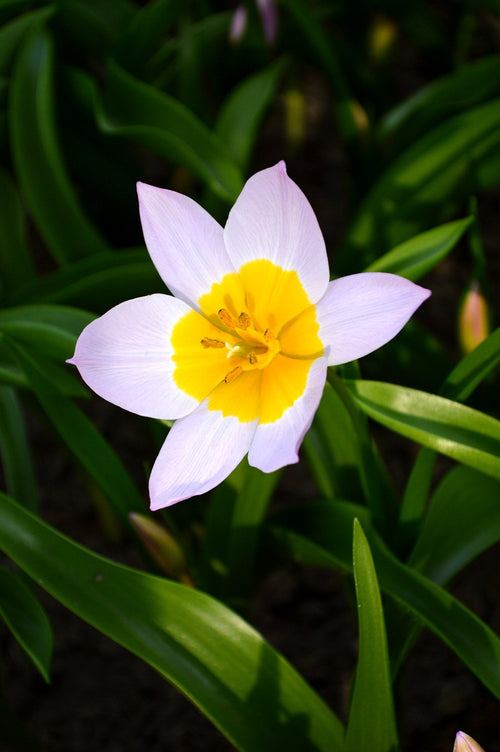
171,259,323,424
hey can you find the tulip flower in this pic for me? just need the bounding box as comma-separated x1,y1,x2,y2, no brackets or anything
68,162,430,510
454,730,486,752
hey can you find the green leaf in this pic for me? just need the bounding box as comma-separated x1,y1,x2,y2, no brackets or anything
338,97,500,271
266,500,500,700
346,520,398,752
400,328,500,535
365,217,472,281
303,381,365,502
409,466,500,584
0,305,95,360
215,60,286,170
441,326,500,402
0,6,54,75
279,0,356,143
378,55,500,152
9,29,108,264
0,166,35,299
0,565,52,682
9,249,164,311
8,341,145,522
0,493,345,752
202,464,280,607
346,379,500,482
0,385,38,511
79,62,243,201
55,0,134,54
116,0,184,75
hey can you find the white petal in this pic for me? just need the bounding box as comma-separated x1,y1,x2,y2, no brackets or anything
149,404,258,509
248,357,327,473
137,182,235,308
68,295,199,419
223,162,329,303
316,273,431,366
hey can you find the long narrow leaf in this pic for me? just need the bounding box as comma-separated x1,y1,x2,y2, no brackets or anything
365,217,472,281
0,565,52,682
9,29,108,263
8,341,144,522
347,380,500,482
0,493,345,752
0,385,38,511
266,500,500,700
346,521,398,752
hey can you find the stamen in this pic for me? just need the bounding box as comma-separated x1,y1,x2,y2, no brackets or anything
201,337,225,349
238,312,251,330
224,366,242,384
264,329,275,342
248,352,257,365
218,308,235,329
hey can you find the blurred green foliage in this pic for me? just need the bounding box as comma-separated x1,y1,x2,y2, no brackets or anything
1,1,500,750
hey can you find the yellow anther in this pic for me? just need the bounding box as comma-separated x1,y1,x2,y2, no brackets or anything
224,366,243,384
218,308,235,329
248,352,257,365
264,329,275,342
201,337,225,349
238,312,251,330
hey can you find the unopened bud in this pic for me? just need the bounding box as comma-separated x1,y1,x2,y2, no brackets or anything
369,14,398,63
453,731,486,752
229,5,248,43
458,281,489,354
129,513,193,586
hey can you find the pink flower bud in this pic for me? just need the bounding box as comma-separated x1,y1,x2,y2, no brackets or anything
454,731,486,752
458,282,489,354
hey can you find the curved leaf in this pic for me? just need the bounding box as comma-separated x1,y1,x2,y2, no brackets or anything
365,217,472,281
0,565,52,682
0,305,95,360
0,493,345,752
346,380,500,482
409,466,500,584
339,97,500,271
74,62,243,201
0,385,38,511
215,60,286,170
8,341,144,522
0,166,35,299
9,29,108,263
10,249,164,312
266,500,500,700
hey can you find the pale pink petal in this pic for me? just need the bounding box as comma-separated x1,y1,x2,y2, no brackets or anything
68,295,199,419
137,182,235,309
316,273,431,366
248,357,327,473
149,404,258,509
224,162,329,304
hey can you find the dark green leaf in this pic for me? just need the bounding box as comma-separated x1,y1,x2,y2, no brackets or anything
0,565,52,682
0,385,38,511
0,167,35,299
0,305,95,360
216,60,286,170
0,493,345,751
84,63,243,201
338,97,500,271
9,29,108,263
266,500,500,700
9,249,164,312
409,466,500,584
8,341,145,522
